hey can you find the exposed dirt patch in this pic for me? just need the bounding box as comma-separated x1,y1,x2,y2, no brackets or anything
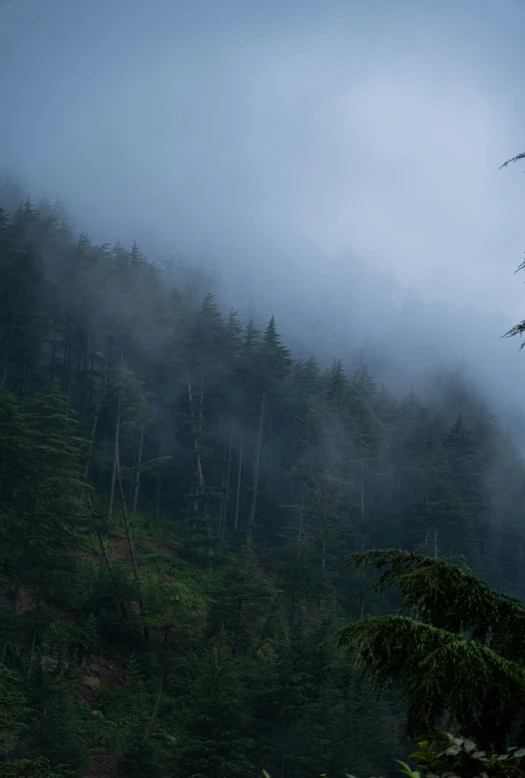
149,539,178,558
0,574,37,614
70,545,102,565
80,654,125,686
17,585,37,614
78,654,125,706
108,535,128,559
82,753,117,778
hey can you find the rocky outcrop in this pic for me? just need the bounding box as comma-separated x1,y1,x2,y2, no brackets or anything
81,676,100,691
80,654,125,685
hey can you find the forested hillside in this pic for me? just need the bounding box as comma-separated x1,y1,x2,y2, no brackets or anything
2,199,525,778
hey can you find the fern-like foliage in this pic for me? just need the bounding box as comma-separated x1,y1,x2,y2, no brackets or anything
499,152,525,169
340,550,525,749
500,153,525,346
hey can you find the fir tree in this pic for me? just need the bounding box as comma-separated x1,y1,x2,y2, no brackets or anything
340,549,525,750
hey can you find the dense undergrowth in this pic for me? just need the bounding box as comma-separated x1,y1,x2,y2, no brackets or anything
1,199,525,777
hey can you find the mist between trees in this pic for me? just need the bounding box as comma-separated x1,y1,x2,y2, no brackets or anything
2,191,525,778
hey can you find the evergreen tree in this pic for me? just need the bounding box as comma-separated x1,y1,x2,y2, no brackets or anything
340,549,525,750
176,631,254,778
0,194,524,776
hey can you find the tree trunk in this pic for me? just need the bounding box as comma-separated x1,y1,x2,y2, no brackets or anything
234,431,243,532
11,454,43,614
62,314,73,395
154,471,161,521
252,595,281,657
187,375,204,491
219,421,234,549
360,466,365,524
108,396,120,521
131,425,144,515
321,506,327,570
96,526,114,577
79,334,88,414
115,434,147,644
49,317,57,388
82,366,116,582
289,502,305,629
1,455,43,665
84,361,108,483
116,444,142,605
296,500,304,563
145,626,170,740
248,394,266,531
0,451,4,510
1,305,19,388
359,533,366,620
27,624,37,681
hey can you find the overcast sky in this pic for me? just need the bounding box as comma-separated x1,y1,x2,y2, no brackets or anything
1,0,525,317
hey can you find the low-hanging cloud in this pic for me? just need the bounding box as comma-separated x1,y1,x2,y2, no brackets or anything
2,0,525,435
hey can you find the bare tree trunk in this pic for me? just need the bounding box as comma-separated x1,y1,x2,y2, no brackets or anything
234,432,243,532
79,335,88,414
84,361,108,483
145,626,170,740
1,456,43,666
288,501,305,629
131,425,144,515
154,471,161,520
108,396,120,521
62,314,73,395
116,443,142,605
360,465,365,524
11,455,43,614
86,492,130,630
359,533,366,620
89,350,96,408
289,500,305,629
27,614,39,681
248,394,266,532
1,306,19,388
252,595,281,658
359,467,367,618
321,506,327,570
96,527,114,577
296,500,304,563
49,317,57,388
187,375,204,490
27,630,37,680
0,452,4,510
116,439,148,645
219,421,234,548
81,365,117,582
233,555,247,656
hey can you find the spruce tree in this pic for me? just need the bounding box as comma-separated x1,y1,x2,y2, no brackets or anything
340,549,525,750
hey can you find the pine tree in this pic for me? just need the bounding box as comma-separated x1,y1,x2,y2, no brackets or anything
208,537,277,655
340,549,525,750
176,630,254,778
4,386,88,620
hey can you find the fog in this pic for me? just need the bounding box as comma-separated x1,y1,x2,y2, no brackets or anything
2,0,525,437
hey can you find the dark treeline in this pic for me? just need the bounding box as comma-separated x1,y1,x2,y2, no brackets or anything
1,199,525,778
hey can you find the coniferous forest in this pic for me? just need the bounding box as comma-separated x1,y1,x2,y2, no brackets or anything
3,196,525,778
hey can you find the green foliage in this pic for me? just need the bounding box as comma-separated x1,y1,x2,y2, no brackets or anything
118,733,159,777
0,669,27,756
345,550,525,652
341,550,525,748
0,758,69,778
349,732,525,778
176,631,254,778
1,197,525,775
